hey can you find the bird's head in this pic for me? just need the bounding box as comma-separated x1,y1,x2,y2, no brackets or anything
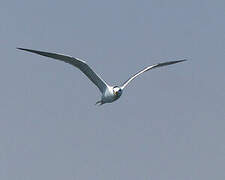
113,86,123,98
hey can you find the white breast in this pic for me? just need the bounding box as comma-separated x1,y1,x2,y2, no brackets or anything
102,86,116,103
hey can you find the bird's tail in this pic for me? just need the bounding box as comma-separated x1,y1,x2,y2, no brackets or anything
95,100,103,106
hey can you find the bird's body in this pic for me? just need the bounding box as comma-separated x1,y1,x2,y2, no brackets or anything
98,86,122,105
17,48,186,105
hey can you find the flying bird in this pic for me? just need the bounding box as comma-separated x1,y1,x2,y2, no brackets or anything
17,48,186,105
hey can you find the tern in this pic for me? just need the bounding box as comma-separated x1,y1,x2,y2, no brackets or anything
17,48,186,105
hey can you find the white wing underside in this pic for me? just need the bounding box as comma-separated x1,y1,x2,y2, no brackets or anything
17,48,108,93
121,60,186,89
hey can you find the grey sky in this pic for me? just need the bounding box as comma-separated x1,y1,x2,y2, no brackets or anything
1,0,225,179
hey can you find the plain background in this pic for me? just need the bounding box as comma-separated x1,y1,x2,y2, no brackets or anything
1,0,225,179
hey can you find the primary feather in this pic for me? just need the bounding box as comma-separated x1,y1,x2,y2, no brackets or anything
17,48,108,93
121,60,186,89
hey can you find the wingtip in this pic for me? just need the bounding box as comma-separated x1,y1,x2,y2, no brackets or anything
17,47,26,51
16,47,37,54
179,59,187,62
173,59,187,64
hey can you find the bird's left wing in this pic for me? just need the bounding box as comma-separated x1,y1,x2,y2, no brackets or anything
17,48,109,93
121,59,186,89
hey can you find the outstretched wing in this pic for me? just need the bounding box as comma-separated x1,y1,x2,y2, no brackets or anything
121,59,186,89
17,48,109,93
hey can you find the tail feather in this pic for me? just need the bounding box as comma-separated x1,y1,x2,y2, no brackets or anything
95,100,103,106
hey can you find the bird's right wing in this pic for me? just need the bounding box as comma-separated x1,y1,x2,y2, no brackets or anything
17,48,109,93
121,59,186,89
